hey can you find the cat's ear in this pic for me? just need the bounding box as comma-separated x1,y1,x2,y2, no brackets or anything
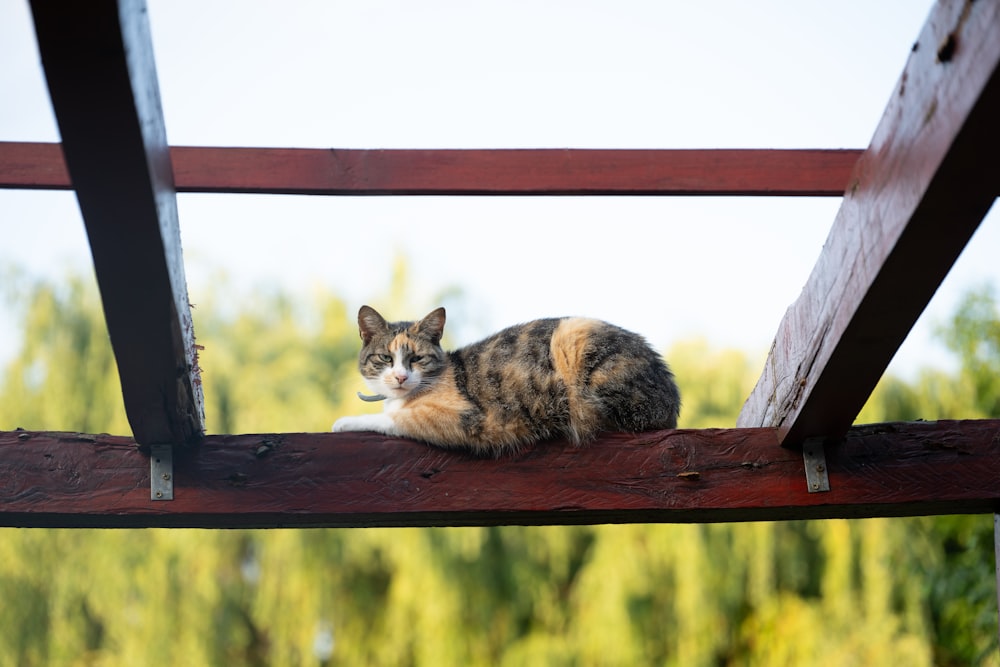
415,307,446,345
358,305,388,344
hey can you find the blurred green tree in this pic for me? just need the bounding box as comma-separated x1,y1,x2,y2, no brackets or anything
0,268,997,666
0,269,129,434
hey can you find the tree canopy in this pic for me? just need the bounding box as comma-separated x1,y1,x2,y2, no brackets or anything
0,266,997,666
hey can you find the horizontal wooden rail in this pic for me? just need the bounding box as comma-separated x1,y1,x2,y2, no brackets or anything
2,420,998,528
0,142,861,196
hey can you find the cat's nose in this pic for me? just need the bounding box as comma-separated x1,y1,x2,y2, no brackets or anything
394,372,408,385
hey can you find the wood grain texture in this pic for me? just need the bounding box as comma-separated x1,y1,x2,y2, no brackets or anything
739,0,1000,445
30,0,204,447
2,421,999,528
0,143,861,196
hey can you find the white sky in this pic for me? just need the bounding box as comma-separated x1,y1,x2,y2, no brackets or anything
2,0,997,380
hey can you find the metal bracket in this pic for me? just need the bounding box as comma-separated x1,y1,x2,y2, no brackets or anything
802,438,830,493
150,444,174,501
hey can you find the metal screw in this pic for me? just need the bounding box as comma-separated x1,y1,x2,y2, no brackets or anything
816,465,825,473
155,491,163,498
811,482,819,490
162,473,171,481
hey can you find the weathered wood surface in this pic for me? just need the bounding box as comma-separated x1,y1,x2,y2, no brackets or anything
0,143,861,196
739,0,1000,445
2,421,998,528
30,0,204,447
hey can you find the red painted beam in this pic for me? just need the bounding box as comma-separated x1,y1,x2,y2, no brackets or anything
2,421,999,528
0,142,69,189
739,0,1000,445
0,143,861,196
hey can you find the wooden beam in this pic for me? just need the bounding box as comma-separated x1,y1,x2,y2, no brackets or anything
30,0,203,447
1,421,999,528
0,143,861,196
995,514,1000,650
0,142,69,190
738,0,1000,445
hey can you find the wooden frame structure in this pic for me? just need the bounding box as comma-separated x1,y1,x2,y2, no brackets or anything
1,0,999,535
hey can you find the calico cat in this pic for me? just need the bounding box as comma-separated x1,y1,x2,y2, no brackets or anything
332,305,680,455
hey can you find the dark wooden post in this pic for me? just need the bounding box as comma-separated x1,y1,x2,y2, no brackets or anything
739,0,1000,447
30,0,204,448
995,514,1000,651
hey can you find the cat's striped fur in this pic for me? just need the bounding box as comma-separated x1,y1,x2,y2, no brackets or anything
332,305,680,455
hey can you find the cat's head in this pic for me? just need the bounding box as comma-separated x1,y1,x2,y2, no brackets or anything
355,305,448,400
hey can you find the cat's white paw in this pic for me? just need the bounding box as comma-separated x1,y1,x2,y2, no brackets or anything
332,414,395,434
332,416,360,432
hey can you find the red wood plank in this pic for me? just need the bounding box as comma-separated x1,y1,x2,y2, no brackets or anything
169,147,861,196
1,421,998,528
30,0,204,447
0,142,69,189
0,143,861,196
739,0,1000,445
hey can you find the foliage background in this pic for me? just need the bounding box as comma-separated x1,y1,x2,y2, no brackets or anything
1,265,998,666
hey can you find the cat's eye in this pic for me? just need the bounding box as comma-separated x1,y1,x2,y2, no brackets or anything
410,355,423,363
377,354,393,364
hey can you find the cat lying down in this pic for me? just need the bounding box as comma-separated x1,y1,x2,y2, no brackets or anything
333,305,680,456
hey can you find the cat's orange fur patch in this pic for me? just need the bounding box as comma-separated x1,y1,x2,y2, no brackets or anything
589,353,645,386
392,367,472,445
388,333,411,354
550,318,599,385
550,318,603,443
